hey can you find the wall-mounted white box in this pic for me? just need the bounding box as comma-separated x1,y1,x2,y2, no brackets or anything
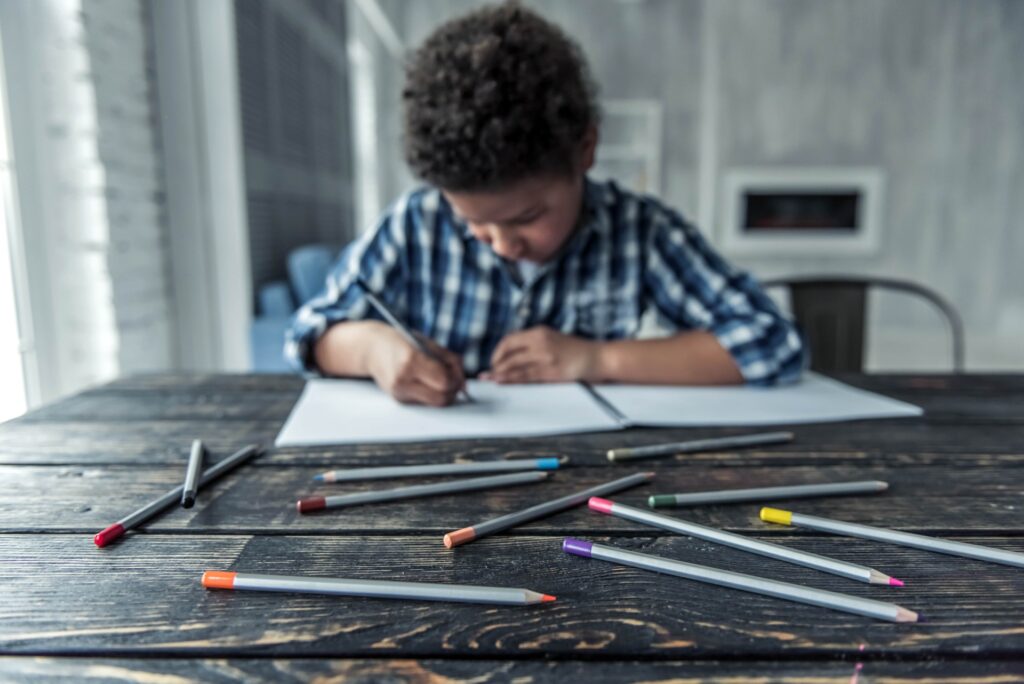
720,167,884,256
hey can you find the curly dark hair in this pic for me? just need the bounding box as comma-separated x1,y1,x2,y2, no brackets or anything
402,2,599,191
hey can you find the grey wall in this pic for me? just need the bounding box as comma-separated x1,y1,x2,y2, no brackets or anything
711,0,1024,370
354,0,1024,371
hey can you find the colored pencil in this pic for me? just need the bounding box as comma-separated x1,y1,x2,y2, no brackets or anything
444,471,654,548
648,480,888,508
762,507,1024,569
297,471,549,513
180,439,206,508
94,444,261,547
314,457,565,483
608,431,793,462
202,570,555,605
356,276,472,402
590,497,901,585
562,539,918,623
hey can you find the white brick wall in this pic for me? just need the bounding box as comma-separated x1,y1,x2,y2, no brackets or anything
27,0,174,394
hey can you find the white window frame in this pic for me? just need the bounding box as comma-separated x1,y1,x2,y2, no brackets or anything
0,22,33,416
0,1,61,406
150,0,252,371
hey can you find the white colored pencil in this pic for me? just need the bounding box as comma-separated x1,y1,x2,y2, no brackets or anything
563,539,918,623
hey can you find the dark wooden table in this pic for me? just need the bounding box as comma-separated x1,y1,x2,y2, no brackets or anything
0,373,1022,682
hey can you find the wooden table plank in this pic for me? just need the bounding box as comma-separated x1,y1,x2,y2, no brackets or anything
2,534,1024,658
47,372,1024,423
2,656,1023,683
2,464,1021,535
4,373,1023,675
2,419,1023,467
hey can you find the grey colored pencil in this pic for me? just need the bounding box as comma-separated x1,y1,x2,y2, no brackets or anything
762,507,1024,569
608,431,794,462
590,497,902,586
94,444,262,547
203,570,556,605
649,480,889,508
563,539,918,623
444,471,655,548
297,471,549,513
314,456,565,483
181,439,206,508
356,276,472,402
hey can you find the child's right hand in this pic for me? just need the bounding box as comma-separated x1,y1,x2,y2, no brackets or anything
367,327,466,407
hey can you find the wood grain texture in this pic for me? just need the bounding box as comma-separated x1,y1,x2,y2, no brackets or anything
1,465,1020,535
2,372,1023,678
2,534,1024,657
2,375,1021,471
2,656,1023,683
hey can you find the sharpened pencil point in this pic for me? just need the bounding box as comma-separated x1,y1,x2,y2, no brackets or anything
541,594,556,602
896,608,919,623
890,577,905,587
312,473,324,482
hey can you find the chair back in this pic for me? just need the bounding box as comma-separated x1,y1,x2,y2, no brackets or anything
761,275,964,373
287,245,335,306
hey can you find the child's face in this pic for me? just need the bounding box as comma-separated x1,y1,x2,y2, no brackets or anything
444,173,586,264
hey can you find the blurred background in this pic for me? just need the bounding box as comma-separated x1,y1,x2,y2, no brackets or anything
0,0,1021,422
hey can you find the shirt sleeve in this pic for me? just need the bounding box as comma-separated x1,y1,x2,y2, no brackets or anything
284,197,412,375
642,208,807,386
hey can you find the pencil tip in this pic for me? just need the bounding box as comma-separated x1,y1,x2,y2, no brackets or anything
896,608,920,623
312,474,324,482
182,497,195,509
890,577,905,587
541,594,557,602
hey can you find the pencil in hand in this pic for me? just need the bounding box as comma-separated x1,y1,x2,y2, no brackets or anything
355,276,473,403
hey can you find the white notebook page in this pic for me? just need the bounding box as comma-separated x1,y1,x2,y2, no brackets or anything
596,373,923,427
275,378,620,447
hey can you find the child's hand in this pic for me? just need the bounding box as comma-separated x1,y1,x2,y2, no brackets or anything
368,327,466,406
483,326,600,384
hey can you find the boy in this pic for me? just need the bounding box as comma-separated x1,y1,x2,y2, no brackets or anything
286,2,805,407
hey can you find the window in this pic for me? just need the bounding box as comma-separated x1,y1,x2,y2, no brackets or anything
0,60,26,423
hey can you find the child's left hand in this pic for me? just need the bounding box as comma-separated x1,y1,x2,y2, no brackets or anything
482,326,600,383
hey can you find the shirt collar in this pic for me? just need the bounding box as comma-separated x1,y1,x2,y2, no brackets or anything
448,175,613,252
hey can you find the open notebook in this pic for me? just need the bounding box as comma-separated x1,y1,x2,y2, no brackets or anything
274,373,922,447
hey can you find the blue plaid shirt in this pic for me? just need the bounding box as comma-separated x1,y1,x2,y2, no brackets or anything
286,178,806,385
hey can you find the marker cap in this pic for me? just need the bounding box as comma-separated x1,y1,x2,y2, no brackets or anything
760,507,793,525
94,524,125,548
444,527,476,549
562,537,594,558
202,571,237,590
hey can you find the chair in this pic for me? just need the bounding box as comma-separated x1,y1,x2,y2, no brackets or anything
251,244,338,372
761,275,964,373
287,245,335,305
